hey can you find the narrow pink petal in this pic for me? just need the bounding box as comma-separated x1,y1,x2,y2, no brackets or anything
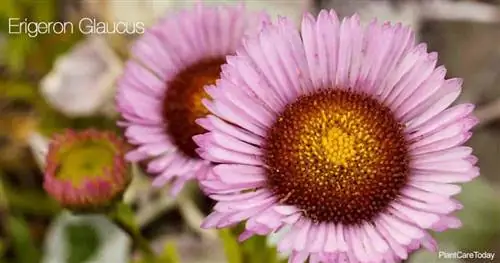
387,53,437,110
201,212,229,229
274,205,300,216
408,181,461,196
362,223,389,254
207,83,274,128
410,167,479,183
147,153,178,173
211,132,263,155
406,103,475,138
238,230,256,242
204,98,267,137
398,197,457,214
213,164,265,184
410,132,472,155
347,227,369,262
401,186,451,203
379,44,428,102
309,222,327,253
389,204,440,229
410,146,472,163
210,189,267,202
255,209,284,229
335,17,353,87
374,221,409,260
289,251,309,263
301,13,321,90
405,78,462,129
410,160,472,173
226,55,285,112
394,64,446,120
203,142,262,165
432,216,462,232
293,219,312,251
197,115,263,146
379,214,425,240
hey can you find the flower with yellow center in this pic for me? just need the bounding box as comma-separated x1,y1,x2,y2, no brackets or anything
197,10,479,263
44,129,129,211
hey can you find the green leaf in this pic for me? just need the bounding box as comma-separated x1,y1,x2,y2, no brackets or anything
6,216,40,263
435,178,500,251
2,180,60,216
65,222,100,263
0,239,6,258
217,226,286,263
30,0,55,21
109,202,139,234
0,0,22,18
3,36,33,74
157,242,181,263
241,235,285,263
219,229,243,263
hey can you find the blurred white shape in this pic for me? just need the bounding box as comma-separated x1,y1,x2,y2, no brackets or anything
267,224,292,259
324,0,421,30
422,0,500,22
40,37,122,117
27,132,49,169
324,0,500,33
239,0,312,25
42,212,131,263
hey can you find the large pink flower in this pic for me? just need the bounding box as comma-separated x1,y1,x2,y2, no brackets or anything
196,10,479,263
116,4,266,195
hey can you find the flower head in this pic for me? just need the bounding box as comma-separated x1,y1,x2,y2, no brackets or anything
197,10,479,263
44,129,129,211
116,3,267,195
41,37,122,117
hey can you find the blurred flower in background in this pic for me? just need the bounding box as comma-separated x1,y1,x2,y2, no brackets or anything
116,3,268,196
1,0,500,263
40,37,122,117
43,129,129,211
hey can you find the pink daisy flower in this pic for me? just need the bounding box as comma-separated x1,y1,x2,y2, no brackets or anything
196,10,479,263
116,4,266,195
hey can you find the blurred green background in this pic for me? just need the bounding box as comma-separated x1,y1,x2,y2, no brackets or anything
1,0,500,262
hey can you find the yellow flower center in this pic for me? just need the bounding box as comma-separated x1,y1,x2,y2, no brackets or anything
264,89,410,225
56,140,117,186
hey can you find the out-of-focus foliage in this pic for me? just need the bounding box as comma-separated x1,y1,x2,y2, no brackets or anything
219,228,287,263
7,216,41,263
0,80,117,138
1,179,59,216
132,242,180,263
0,0,75,77
65,223,100,263
43,213,130,263
437,178,500,251
0,0,109,140
1,0,500,263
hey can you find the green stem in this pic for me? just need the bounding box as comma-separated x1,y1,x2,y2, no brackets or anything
109,202,156,262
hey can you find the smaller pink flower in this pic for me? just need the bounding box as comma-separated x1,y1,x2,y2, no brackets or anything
43,129,130,211
116,3,267,195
